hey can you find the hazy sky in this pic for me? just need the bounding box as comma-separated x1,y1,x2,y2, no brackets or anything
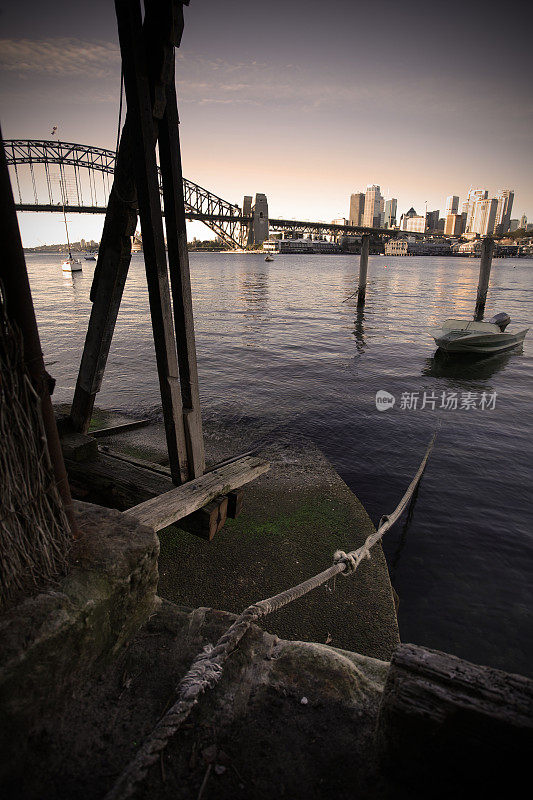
1,0,532,245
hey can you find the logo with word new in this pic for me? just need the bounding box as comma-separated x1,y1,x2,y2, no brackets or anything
375,390,396,411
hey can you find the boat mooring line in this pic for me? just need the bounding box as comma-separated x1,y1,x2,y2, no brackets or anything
105,431,437,800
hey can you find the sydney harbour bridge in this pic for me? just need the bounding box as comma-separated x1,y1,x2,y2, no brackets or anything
4,138,390,249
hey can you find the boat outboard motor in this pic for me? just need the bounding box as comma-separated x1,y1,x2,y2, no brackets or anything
489,312,511,331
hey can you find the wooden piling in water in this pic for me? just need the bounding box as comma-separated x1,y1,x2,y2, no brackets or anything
474,236,494,320
357,234,370,307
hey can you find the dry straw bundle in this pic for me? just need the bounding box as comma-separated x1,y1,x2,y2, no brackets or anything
0,282,71,609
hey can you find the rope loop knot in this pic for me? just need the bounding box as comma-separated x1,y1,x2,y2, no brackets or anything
333,550,358,575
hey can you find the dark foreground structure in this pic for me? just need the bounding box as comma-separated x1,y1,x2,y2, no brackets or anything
0,2,532,799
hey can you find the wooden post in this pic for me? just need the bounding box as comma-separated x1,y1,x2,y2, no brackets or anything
376,643,533,795
159,79,205,478
474,236,494,320
115,0,190,484
70,118,138,434
357,234,370,306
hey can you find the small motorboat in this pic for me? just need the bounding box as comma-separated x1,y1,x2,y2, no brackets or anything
264,254,274,262
62,256,82,272
431,313,528,354
84,254,96,261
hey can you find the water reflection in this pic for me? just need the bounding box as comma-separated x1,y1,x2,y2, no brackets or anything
422,348,520,384
238,263,270,347
352,308,366,354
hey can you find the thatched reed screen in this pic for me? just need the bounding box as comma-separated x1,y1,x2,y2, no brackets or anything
0,283,71,609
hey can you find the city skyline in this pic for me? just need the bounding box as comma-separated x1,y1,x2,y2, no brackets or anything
1,0,532,245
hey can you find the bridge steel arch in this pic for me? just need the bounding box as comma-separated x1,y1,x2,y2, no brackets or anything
3,139,245,249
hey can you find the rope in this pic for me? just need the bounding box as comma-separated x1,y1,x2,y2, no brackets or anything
105,433,437,800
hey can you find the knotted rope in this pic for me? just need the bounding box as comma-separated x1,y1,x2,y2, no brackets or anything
105,432,437,800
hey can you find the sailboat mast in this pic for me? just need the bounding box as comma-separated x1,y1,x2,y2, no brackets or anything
53,125,72,260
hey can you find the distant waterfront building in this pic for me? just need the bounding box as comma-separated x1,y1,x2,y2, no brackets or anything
349,193,365,226
493,189,514,235
425,210,440,231
384,239,451,256
445,195,459,215
445,214,464,236
519,213,528,229
384,198,397,228
470,198,498,236
263,238,340,254
406,215,426,233
332,218,348,226
465,188,488,232
363,185,383,228
399,207,418,231
509,219,519,232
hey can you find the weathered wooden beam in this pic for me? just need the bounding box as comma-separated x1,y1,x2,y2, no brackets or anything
70,113,139,435
357,234,370,307
474,236,494,320
60,433,98,462
159,78,205,478
72,3,190,444
90,419,151,438
115,0,189,484
376,643,533,794
125,456,269,531
179,495,228,541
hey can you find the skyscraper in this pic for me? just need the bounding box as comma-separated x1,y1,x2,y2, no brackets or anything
445,214,463,236
520,213,527,229
445,195,459,215
384,198,397,228
363,185,383,228
494,189,514,235
465,189,488,232
426,210,440,231
470,198,498,235
349,193,365,226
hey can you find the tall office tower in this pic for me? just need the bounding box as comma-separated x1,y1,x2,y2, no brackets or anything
471,198,498,235
445,195,459,215
363,185,383,228
349,193,365,226
384,198,397,228
465,188,488,232
493,189,514,234
426,210,440,231
519,213,527,229
445,214,463,236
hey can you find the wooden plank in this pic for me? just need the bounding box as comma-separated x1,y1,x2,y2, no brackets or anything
125,456,269,531
60,433,98,462
179,495,228,541
115,0,189,485
376,643,533,793
159,78,205,478
90,419,151,438
65,450,173,509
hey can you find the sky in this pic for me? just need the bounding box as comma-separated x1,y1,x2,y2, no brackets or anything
1,0,532,245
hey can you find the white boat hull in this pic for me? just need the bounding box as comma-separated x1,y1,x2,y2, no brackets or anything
62,259,82,272
432,328,528,354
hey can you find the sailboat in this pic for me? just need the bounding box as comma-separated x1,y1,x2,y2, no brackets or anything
60,213,82,272
53,126,82,272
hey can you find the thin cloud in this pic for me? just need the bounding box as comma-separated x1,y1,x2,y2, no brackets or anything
0,37,120,79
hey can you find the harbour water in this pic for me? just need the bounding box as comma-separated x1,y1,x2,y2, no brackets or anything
26,251,533,676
